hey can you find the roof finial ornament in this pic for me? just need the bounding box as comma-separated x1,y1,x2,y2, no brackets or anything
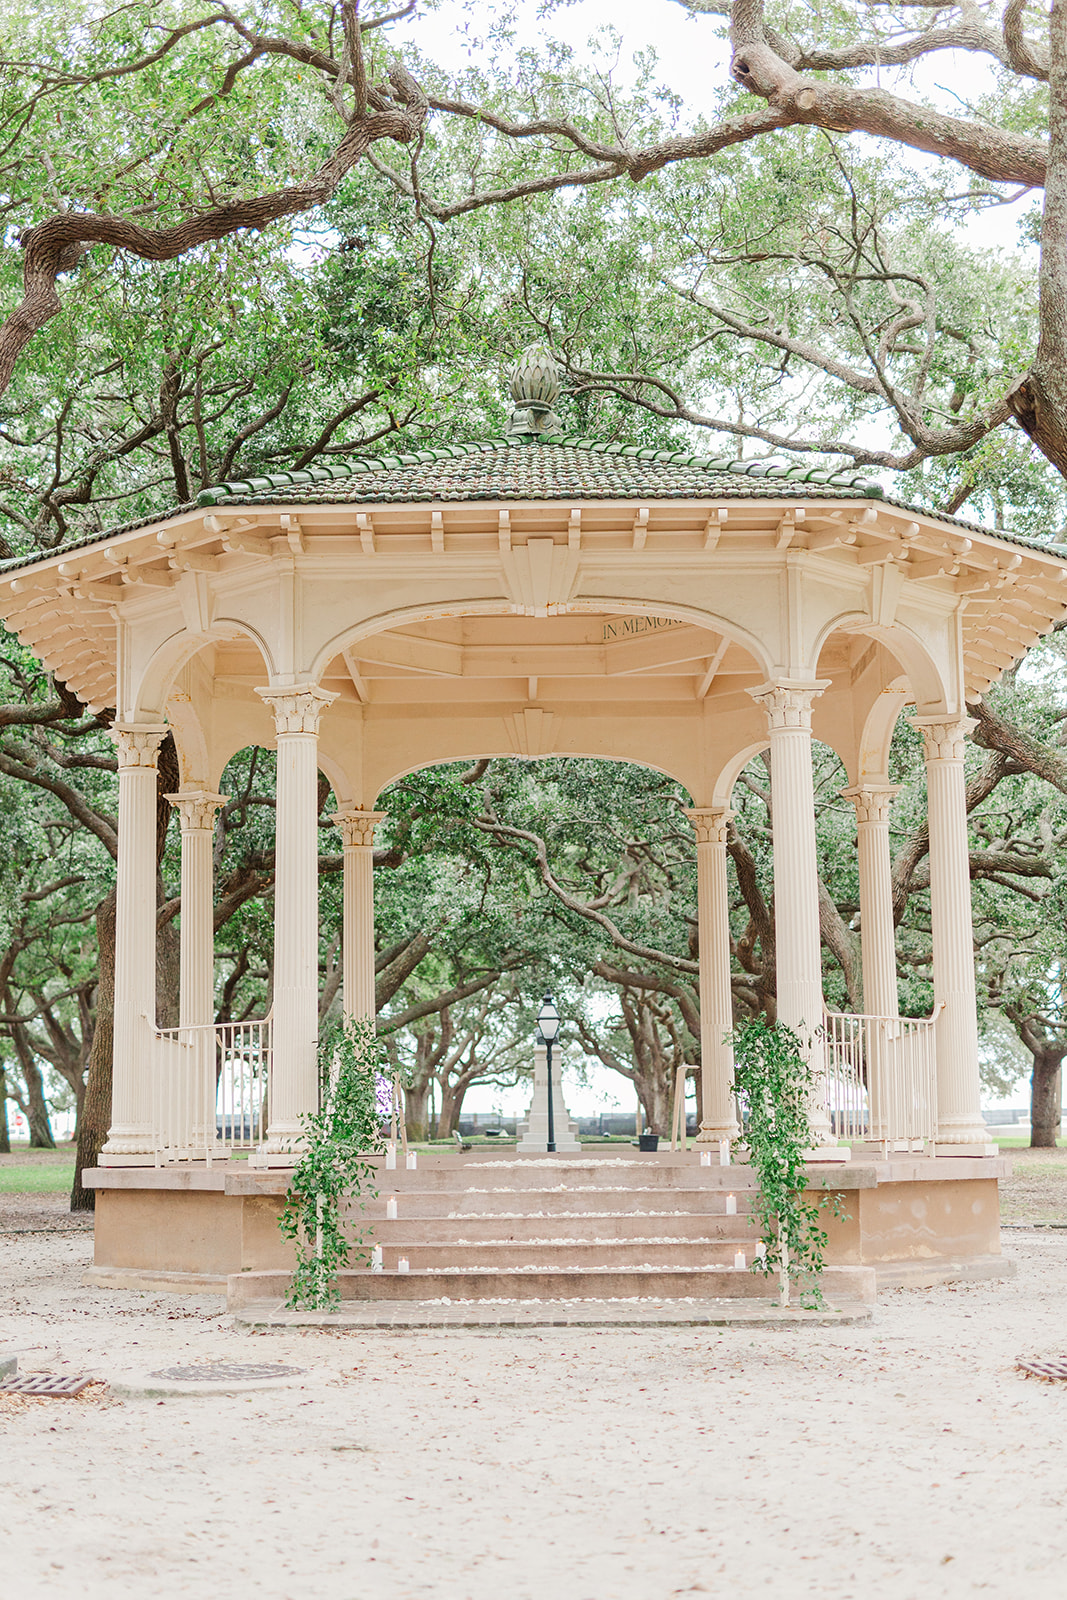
506,345,563,439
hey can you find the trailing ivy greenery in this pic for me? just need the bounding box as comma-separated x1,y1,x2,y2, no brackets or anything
731,1017,843,1308
279,1015,385,1310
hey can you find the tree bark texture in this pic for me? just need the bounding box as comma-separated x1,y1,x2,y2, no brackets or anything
13,1027,55,1148
71,889,115,1212
1007,0,1067,473
0,1066,9,1153
1031,1050,1064,1148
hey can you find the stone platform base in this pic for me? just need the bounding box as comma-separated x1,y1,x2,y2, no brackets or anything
232,1297,874,1329
81,1150,1013,1306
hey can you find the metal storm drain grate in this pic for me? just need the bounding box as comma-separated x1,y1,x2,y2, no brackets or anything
148,1362,306,1383
1,1373,94,1397
1016,1357,1067,1382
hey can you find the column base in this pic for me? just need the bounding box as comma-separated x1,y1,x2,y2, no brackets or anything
803,1146,853,1164
100,1132,158,1166
695,1122,740,1145
933,1142,999,1159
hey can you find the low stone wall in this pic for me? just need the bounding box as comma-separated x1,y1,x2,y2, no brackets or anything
82,1152,1013,1296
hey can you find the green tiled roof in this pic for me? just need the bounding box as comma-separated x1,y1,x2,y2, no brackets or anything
195,435,885,506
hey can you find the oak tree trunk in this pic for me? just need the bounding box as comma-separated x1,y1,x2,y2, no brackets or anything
1008,0,1067,475
437,1079,464,1139
13,1029,56,1148
0,1065,9,1153
71,889,115,1211
1031,1050,1064,1148
404,1080,429,1143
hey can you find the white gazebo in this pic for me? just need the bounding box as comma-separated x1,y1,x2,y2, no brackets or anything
2,351,1062,1289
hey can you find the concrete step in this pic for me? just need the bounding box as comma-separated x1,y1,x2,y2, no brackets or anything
360,1213,761,1243
359,1159,757,1194
370,1239,759,1270
228,1263,876,1308
354,1187,758,1219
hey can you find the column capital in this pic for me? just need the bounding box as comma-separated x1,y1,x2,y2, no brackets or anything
111,723,167,768
840,783,901,826
255,683,337,735
167,789,228,831
684,807,734,846
748,679,830,729
913,714,977,762
333,808,387,848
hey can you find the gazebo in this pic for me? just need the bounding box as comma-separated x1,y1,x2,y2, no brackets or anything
3,350,1062,1294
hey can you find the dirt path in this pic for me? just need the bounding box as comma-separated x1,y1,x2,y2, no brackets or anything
2,1225,1067,1600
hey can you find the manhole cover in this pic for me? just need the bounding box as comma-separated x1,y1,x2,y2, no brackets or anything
1,1373,93,1397
148,1362,306,1383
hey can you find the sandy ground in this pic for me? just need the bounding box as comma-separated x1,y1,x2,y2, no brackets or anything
2,1223,1067,1600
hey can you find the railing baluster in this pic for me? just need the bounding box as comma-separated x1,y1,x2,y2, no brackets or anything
823,1005,939,1151
152,1014,272,1163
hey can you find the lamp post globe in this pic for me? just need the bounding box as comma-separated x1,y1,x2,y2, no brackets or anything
536,994,561,1153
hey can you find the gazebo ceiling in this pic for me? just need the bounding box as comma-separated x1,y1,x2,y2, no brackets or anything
2,431,1066,715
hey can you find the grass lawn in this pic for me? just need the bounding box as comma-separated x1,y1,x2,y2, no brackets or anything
0,1161,76,1192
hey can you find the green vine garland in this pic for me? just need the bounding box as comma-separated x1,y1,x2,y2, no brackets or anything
730,1016,845,1308
279,1015,385,1309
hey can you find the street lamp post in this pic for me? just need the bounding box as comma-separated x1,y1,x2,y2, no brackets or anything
537,994,561,1154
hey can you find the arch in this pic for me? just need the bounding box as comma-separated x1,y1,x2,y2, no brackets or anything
810,608,949,712
308,594,776,687
133,617,276,721
709,739,770,810
368,744,695,808
856,678,910,782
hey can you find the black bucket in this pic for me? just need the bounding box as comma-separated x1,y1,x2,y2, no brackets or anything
638,1133,660,1152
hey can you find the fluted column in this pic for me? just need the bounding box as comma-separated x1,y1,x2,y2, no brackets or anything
842,783,900,1146
256,685,336,1155
915,716,989,1147
100,724,167,1163
334,809,386,1022
841,784,900,1018
749,680,832,1145
168,789,227,1152
684,808,739,1143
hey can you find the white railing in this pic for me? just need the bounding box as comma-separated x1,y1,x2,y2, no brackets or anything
822,1007,940,1152
152,1016,272,1163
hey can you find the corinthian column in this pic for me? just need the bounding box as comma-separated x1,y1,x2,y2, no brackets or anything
842,782,900,1147
915,716,990,1149
255,685,336,1157
100,724,167,1164
840,784,900,1019
749,680,833,1147
168,789,227,1154
333,809,385,1022
684,808,739,1143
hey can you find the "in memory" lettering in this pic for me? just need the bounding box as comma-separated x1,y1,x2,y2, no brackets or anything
602,615,682,642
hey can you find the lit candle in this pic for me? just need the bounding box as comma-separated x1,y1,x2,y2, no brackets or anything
699,1151,712,1167
725,1194,737,1215
719,1140,731,1166
385,1143,397,1171
755,1242,767,1263
398,1257,410,1274
386,1196,398,1220
406,1151,418,1170
371,1245,383,1273
733,1250,746,1270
